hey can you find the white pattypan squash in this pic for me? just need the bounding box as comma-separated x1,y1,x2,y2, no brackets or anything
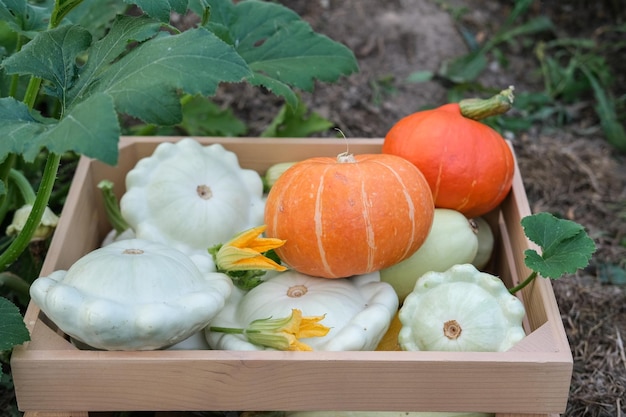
398,264,526,352
120,138,265,258
30,239,233,351
206,270,399,351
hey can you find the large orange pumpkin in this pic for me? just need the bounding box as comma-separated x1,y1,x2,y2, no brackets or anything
264,152,434,279
382,88,516,218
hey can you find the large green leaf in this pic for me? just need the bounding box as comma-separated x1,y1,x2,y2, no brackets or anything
65,0,130,38
180,95,247,137
90,26,251,125
3,24,92,100
521,212,596,279
65,15,164,108
0,94,120,164
125,0,188,22
0,296,30,352
38,93,120,164
203,0,358,108
0,97,47,161
1,14,251,164
0,0,50,38
261,95,333,137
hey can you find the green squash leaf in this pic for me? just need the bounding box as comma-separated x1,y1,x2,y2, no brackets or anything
0,0,50,38
261,95,333,137
125,0,189,22
180,95,247,137
1,15,250,164
65,15,164,107
0,93,120,165
203,0,358,108
0,97,47,161
2,25,92,100
521,212,596,279
0,296,30,352
38,93,121,164
65,0,132,39
82,26,251,125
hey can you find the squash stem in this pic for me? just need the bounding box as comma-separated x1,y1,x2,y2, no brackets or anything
97,180,131,234
9,168,37,205
209,326,247,335
0,154,61,271
0,271,31,300
508,270,537,295
459,86,515,121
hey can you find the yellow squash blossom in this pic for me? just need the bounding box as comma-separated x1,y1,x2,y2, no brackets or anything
213,225,287,272
210,309,330,351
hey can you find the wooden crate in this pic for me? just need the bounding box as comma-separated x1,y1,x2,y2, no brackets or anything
11,137,572,417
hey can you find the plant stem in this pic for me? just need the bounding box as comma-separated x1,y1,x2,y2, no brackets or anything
22,76,43,109
459,86,515,121
0,154,61,271
0,272,31,300
97,180,131,234
508,271,537,294
49,0,86,29
0,154,17,215
209,326,246,335
9,169,37,205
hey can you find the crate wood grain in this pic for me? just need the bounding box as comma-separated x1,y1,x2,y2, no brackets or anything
11,137,573,417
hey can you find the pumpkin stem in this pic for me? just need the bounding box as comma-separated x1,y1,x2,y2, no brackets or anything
335,128,354,163
337,152,357,163
459,86,515,121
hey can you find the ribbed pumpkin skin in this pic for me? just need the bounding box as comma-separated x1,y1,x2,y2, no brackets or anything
264,153,434,279
382,103,515,218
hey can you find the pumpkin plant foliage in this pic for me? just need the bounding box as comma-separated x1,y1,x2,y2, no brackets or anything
0,0,358,366
199,0,358,109
521,212,596,279
508,212,596,294
0,296,30,379
0,0,358,166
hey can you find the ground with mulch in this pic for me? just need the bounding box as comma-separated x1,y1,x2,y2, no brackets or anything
2,1,625,416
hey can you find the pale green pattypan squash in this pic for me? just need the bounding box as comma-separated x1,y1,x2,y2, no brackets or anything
381,208,479,302
206,270,399,351
120,138,265,261
30,238,233,351
399,264,526,352
471,216,495,270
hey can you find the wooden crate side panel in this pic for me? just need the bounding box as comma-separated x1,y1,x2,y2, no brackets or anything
22,412,557,417
12,350,571,414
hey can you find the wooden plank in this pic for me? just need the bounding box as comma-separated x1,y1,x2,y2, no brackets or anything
23,413,88,417
13,348,571,413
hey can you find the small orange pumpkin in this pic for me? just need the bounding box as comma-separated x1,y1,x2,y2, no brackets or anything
264,152,434,279
382,87,516,218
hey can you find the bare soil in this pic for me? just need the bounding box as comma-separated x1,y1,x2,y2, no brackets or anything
2,1,625,416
